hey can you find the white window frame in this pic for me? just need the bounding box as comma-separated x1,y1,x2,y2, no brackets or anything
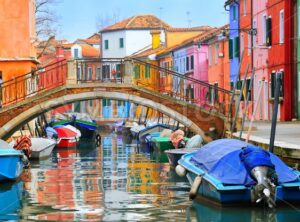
247,33,251,55
215,43,219,65
241,34,244,55
262,14,267,45
279,9,284,44
208,46,212,66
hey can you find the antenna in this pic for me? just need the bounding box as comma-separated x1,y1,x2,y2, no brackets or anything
159,7,163,20
186,11,192,27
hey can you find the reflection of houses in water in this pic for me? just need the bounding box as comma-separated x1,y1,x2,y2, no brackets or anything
25,146,104,221
102,135,129,192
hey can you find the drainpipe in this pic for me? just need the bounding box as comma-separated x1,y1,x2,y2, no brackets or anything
251,0,254,113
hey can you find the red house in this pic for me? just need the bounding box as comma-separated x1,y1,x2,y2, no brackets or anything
267,0,295,121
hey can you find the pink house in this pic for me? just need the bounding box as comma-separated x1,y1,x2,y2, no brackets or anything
253,0,269,120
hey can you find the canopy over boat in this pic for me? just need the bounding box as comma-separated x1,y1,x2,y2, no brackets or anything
190,139,298,185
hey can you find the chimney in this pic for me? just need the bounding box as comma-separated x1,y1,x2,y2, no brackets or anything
150,30,161,49
56,46,64,59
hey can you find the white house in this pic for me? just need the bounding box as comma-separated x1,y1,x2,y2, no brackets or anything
100,15,169,58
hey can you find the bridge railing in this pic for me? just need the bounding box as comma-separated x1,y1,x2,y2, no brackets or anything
0,59,67,106
130,58,233,117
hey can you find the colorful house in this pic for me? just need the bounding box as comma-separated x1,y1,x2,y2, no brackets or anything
252,0,270,120
225,0,240,84
207,25,231,106
0,0,37,105
267,0,295,121
0,0,37,82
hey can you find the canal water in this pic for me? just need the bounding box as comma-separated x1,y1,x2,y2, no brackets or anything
1,130,300,221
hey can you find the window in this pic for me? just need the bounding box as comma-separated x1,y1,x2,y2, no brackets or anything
104,40,109,50
215,43,219,64
279,10,284,44
77,66,81,80
102,65,110,79
253,20,257,47
233,5,236,21
262,14,267,44
145,64,150,78
243,0,247,16
186,57,190,71
119,38,124,48
271,71,284,98
209,46,212,65
102,99,111,106
191,55,194,70
116,64,121,79
241,34,244,54
89,100,93,106
134,65,140,79
247,33,251,55
88,67,92,80
96,67,101,80
246,79,252,101
234,36,240,58
214,83,219,102
266,17,272,46
74,48,79,58
118,100,125,106
229,39,233,59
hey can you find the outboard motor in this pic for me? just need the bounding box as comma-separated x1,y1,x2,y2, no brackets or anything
240,145,278,208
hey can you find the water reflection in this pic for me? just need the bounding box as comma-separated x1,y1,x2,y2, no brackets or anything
0,131,299,221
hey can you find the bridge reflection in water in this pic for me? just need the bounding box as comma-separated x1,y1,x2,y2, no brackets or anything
0,131,298,221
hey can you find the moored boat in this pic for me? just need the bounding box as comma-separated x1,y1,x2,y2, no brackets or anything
0,140,25,181
53,125,81,148
10,137,56,159
137,124,171,143
176,139,300,208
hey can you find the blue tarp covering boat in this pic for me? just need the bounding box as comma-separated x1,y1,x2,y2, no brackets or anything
177,139,300,207
190,139,298,186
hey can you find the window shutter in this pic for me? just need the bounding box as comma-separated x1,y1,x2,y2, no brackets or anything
271,72,275,98
266,17,272,46
229,39,233,59
234,36,240,58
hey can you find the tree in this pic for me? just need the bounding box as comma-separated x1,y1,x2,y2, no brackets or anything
95,9,121,31
35,0,61,40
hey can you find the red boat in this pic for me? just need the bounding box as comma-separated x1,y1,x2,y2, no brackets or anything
54,125,81,148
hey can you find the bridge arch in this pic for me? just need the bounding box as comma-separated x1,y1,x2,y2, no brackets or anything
0,91,207,140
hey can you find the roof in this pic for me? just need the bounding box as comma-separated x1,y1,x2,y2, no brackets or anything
130,45,165,59
100,14,170,32
157,24,229,57
75,33,101,45
80,44,100,57
166,26,213,32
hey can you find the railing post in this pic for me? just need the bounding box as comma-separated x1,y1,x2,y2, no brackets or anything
66,58,77,85
123,60,133,84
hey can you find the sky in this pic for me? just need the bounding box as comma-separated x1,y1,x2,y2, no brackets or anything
53,0,229,42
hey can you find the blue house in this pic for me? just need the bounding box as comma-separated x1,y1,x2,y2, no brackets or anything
225,0,240,87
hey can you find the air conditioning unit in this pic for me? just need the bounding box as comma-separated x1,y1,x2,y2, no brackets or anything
219,52,224,57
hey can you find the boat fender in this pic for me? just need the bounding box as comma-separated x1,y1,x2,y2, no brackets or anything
96,134,101,145
189,175,202,200
175,165,186,177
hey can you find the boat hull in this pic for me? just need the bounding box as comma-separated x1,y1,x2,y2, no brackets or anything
71,120,97,139
165,148,198,167
30,138,56,159
179,153,300,206
56,138,78,148
0,152,23,181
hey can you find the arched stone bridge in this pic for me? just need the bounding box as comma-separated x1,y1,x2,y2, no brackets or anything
0,58,233,141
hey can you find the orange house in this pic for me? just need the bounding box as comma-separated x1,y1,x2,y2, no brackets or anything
0,0,38,82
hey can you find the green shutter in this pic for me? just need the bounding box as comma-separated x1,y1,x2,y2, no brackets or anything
229,39,233,59
234,36,240,58
145,64,150,78
119,38,124,48
105,40,109,49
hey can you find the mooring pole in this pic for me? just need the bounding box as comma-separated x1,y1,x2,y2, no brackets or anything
269,72,281,153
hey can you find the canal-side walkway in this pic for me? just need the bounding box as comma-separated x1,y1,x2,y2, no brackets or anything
231,121,300,159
